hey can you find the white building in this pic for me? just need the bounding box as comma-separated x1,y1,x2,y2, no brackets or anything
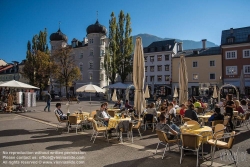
143,40,180,97
49,20,108,95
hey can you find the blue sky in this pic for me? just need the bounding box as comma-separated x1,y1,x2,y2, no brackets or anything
0,0,250,63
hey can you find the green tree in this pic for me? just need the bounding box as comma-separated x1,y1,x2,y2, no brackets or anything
104,12,117,84
115,11,133,83
51,46,81,94
22,29,50,99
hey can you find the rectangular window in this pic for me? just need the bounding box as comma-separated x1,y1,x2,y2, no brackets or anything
165,55,170,61
100,50,105,56
226,66,237,75
100,39,104,45
165,75,170,81
144,56,147,62
243,49,250,58
193,61,198,67
145,66,147,72
193,74,198,80
90,50,93,56
210,60,215,66
150,76,154,82
210,73,215,80
227,38,234,43
157,75,162,82
89,62,93,69
157,55,162,61
243,65,250,74
157,65,162,71
165,65,169,71
150,56,154,62
145,76,147,82
225,51,237,59
150,66,154,72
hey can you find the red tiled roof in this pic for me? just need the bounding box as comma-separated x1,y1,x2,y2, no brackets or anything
0,65,13,73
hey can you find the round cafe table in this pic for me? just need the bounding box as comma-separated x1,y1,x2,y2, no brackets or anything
108,117,131,129
181,125,213,143
197,115,211,124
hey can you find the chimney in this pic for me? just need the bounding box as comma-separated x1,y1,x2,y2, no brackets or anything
178,42,183,52
230,28,233,34
202,39,207,49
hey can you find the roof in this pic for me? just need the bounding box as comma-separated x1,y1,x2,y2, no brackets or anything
174,46,221,58
0,64,13,73
144,39,176,53
221,26,250,45
0,59,7,66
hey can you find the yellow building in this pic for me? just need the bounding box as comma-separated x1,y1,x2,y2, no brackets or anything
172,41,222,97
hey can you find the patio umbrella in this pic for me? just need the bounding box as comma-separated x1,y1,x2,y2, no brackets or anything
144,85,150,105
133,37,145,118
112,89,117,102
212,85,218,98
76,84,104,111
0,80,39,89
178,55,188,104
240,69,245,95
173,86,178,98
144,85,150,98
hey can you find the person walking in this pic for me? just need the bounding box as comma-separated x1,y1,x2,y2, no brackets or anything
44,91,52,112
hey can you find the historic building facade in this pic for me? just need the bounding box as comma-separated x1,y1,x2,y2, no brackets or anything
143,40,180,97
221,26,250,95
50,20,109,95
0,59,28,83
172,40,222,97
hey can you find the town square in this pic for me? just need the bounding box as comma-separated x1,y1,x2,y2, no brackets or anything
0,0,250,167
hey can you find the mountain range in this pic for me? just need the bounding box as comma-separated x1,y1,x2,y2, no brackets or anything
132,33,218,50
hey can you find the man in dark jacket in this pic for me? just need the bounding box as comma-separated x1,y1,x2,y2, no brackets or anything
44,91,52,112
184,104,198,121
208,105,224,121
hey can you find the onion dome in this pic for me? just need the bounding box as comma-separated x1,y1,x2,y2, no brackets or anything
86,20,107,35
50,28,67,41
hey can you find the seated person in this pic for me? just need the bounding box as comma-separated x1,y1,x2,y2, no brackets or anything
156,113,180,140
208,105,224,122
184,104,198,121
96,103,111,126
125,100,134,110
168,103,176,120
113,99,122,109
235,100,244,114
198,98,205,109
194,99,201,108
240,99,248,112
144,102,157,124
179,104,186,117
54,103,67,120
172,99,179,109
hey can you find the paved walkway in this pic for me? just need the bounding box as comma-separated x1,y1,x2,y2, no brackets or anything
1,101,250,166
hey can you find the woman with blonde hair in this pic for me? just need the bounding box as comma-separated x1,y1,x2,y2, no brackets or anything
235,100,244,114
